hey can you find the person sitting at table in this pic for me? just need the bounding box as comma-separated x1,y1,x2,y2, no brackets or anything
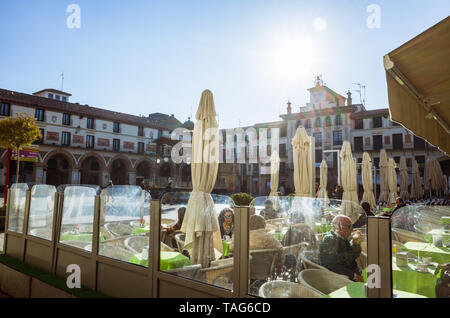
353,202,374,228
260,199,278,220
281,222,316,247
229,215,282,252
319,215,364,282
218,208,235,239
164,207,186,248
382,197,406,217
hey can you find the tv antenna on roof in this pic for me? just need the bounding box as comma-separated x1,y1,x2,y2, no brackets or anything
353,83,366,106
60,72,64,91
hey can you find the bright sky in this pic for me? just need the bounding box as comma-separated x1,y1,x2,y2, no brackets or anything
0,0,449,129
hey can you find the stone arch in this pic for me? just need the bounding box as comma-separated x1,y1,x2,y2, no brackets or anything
77,151,107,170
43,149,76,168
109,155,131,185
136,159,152,185
44,151,75,186
108,154,133,171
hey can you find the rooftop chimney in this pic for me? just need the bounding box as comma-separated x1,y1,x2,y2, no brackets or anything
287,101,292,114
347,90,352,106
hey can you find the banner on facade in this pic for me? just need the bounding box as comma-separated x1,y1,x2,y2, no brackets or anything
11,146,40,162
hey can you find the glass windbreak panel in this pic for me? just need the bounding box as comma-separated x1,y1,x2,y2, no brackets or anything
59,186,96,250
98,186,151,265
160,192,235,291
57,184,100,195
249,196,367,298
27,184,57,240
391,205,450,298
7,183,29,233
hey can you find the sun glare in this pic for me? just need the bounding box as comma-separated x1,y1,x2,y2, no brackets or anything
266,34,316,82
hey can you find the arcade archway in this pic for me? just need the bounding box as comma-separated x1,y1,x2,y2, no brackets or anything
46,154,72,186
110,158,129,185
80,156,101,186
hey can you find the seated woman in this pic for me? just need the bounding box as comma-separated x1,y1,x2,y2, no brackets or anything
164,207,185,248
218,208,235,239
259,199,278,220
229,215,282,252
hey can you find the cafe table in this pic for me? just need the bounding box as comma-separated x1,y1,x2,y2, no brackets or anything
327,282,427,298
129,251,191,269
424,229,450,246
60,233,105,243
131,226,150,235
400,242,450,265
391,256,437,298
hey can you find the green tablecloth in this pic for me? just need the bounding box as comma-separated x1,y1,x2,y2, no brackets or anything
272,228,288,241
315,223,332,233
392,257,437,298
222,240,231,258
60,233,105,243
400,242,450,265
129,251,191,270
327,282,427,298
131,226,150,235
440,216,450,225
424,229,450,246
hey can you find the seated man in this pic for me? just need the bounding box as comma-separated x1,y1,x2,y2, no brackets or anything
164,207,185,248
318,215,363,282
259,199,278,220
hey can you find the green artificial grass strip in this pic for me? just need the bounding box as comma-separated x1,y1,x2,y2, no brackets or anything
0,254,109,298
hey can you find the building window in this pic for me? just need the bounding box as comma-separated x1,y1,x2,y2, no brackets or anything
373,135,383,150
393,133,403,150
280,126,287,138
87,117,94,129
354,136,363,152
62,96,67,102
35,108,45,121
355,118,364,129
0,103,10,116
414,136,425,149
384,135,390,145
86,135,95,149
373,116,382,128
62,113,71,126
335,115,343,126
373,157,380,168
61,132,71,146
315,149,322,163
304,119,311,129
325,116,332,127
333,131,343,146
55,95,60,101
279,143,287,157
313,132,322,146
315,117,322,128
47,93,54,99
113,138,120,152
138,142,144,153
138,126,144,137
113,122,120,133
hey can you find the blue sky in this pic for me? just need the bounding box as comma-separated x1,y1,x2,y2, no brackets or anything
0,0,449,129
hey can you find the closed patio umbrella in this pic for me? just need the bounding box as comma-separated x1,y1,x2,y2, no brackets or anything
431,159,445,197
340,141,360,223
378,149,389,203
399,156,410,200
269,150,281,210
361,152,376,208
388,158,398,204
317,159,329,204
180,89,221,268
411,160,422,200
424,159,432,197
292,126,311,197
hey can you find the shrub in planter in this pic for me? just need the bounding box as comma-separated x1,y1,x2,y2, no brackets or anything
231,193,254,206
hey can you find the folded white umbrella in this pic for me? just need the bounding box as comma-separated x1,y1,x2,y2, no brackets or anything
424,159,432,195
317,159,329,204
269,150,281,210
399,156,410,200
361,152,376,208
180,89,221,268
410,160,420,199
388,158,398,204
431,159,445,197
378,149,389,203
292,126,311,197
340,141,360,223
